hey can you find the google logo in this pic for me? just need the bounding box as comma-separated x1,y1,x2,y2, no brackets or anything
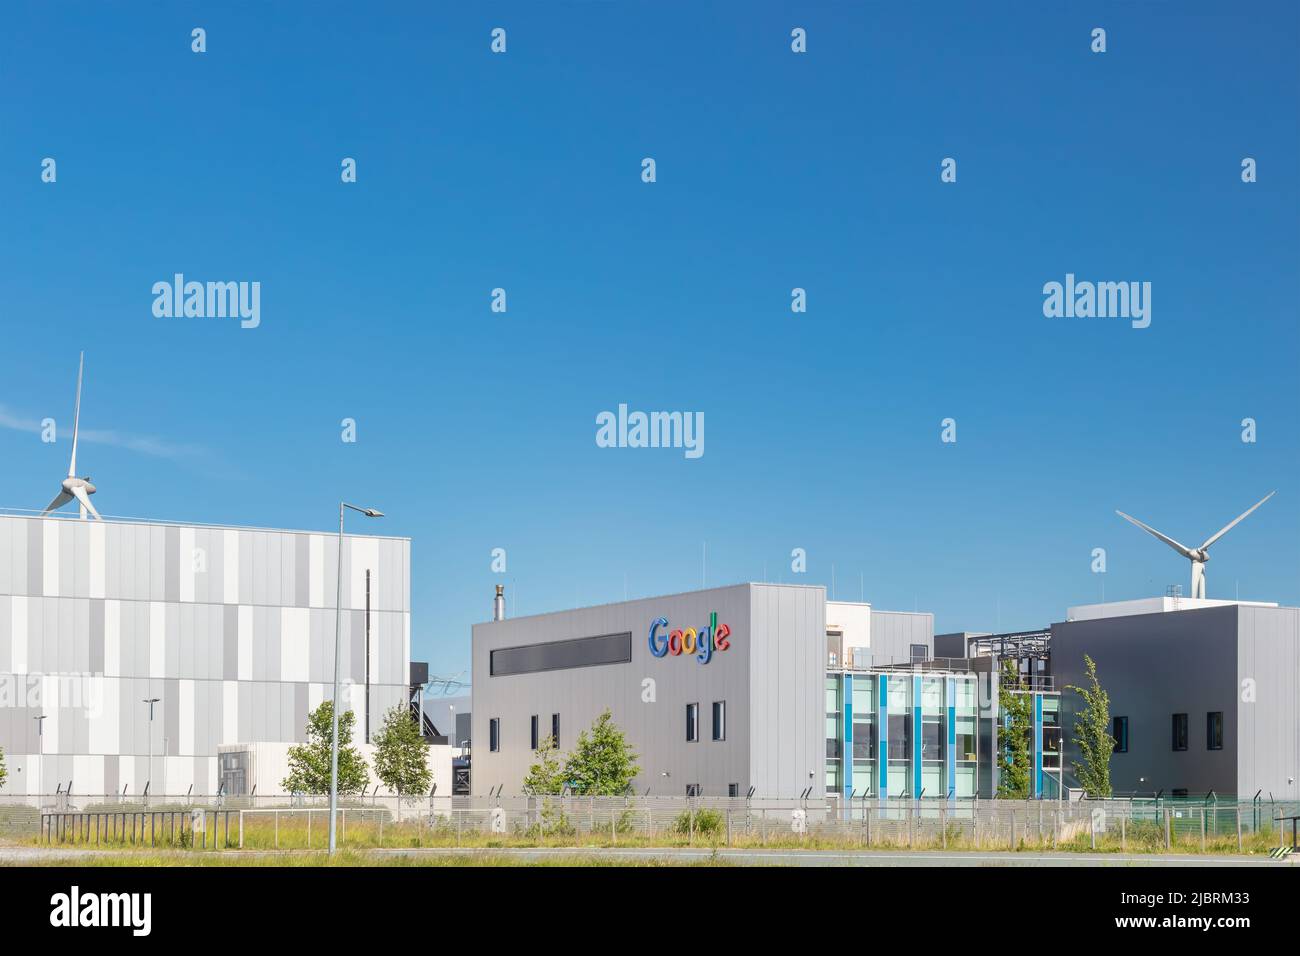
648,612,732,665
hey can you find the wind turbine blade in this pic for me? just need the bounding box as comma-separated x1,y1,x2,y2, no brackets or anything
1200,491,1276,551
70,485,101,520
68,351,84,478
43,491,73,514
1115,510,1196,558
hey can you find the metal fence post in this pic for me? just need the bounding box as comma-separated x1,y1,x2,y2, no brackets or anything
307,809,312,848
239,811,244,849
1089,809,1095,850
1121,812,1126,851
1200,808,1206,852
274,809,279,849
941,806,947,849
1164,808,1171,849
1236,806,1242,852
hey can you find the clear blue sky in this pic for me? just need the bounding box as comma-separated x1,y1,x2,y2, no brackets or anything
1,2,1296,679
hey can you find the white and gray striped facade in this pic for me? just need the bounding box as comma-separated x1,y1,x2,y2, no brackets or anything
0,513,411,797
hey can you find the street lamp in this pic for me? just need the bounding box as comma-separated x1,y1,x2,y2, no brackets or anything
143,698,160,805
329,501,383,855
34,715,46,799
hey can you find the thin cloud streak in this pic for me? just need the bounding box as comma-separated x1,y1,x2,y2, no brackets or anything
0,403,209,462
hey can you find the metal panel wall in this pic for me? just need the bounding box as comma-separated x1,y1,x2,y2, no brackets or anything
1051,606,1239,796
0,515,410,796
865,610,935,665
1235,605,1300,801
471,583,827,798
747,584,825,798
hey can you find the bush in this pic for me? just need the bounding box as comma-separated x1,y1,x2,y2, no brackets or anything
673,808,724,837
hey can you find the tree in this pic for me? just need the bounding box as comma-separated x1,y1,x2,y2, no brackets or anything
1066,654,1114,797
521,734,565,796
372,705,431,796
997,659,1033,799
563,710,641,796
282,700,369,795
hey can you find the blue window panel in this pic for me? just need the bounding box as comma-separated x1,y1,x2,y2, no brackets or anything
843,673,854,801
946,677,956,801
912,674,922,799
1033,693,1044,799
877,673,888,796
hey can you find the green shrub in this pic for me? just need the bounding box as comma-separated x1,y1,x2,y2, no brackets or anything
673,808,724,836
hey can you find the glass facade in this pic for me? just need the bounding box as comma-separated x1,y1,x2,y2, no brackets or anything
826,669,1058,801
954,676,977,797
886,677,912,796
851,678,875,796
826,677,842,794
920,677,945,798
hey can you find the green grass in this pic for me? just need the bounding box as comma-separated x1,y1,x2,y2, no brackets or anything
11,848,732,867
19,808,1288,858
21,818,1286,856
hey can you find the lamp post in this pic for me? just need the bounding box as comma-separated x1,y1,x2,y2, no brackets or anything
143,698,160,805
329,501,383,855
34,715,46,800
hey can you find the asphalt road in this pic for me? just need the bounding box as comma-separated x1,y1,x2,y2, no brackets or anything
0,845,1293,866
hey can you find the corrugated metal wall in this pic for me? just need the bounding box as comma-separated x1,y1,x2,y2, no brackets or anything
0,514,411,796
1236,604,1300,800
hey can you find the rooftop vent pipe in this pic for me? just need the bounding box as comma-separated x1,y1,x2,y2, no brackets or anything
493,584,505,622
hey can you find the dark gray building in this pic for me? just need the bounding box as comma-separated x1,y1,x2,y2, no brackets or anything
1051,603,1300,800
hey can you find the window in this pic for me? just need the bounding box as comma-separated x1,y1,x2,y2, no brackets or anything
1172,788,1189,798
530,714,539,750
686,702,699,742
489,718,500,753
1207,712,1223,750
955,716,977,762
1112,716,1128,753
921,720,945,761
712,701,726,741
551,713,560,749
728,783,739,798
490,631,633,676
910,644,930,663
1171,713,1188,752
686,784,701,797
888,713,911,760
852,720,876,760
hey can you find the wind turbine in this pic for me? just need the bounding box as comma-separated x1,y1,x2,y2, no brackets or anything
42,352,101,520
1115,491,1275,600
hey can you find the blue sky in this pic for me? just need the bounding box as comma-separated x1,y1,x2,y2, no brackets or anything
1,2,1296,678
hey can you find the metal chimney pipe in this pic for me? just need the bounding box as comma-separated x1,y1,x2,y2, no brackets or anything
493,584,505,621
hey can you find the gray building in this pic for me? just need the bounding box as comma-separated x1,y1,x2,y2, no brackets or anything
0,513,411,796
472,583,825,798
1051,602,1300,800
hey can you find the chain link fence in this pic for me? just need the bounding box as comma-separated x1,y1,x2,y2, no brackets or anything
14,792,1299,852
